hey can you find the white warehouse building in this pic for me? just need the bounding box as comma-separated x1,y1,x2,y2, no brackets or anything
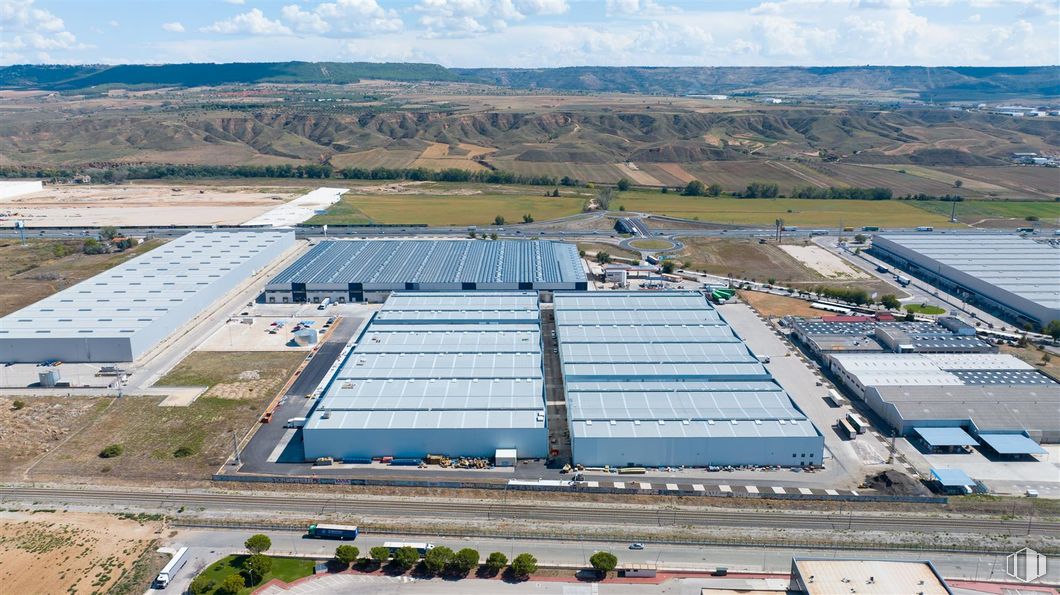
302,292,548,462
0,231,294,363
554,292,824,468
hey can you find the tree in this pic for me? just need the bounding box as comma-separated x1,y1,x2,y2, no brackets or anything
393,546,419,571
1044,320,1060,340
218,573,246,595
595,252,611,264
551,188,560,197
188,575,212,595
99,443,123,458
616,178,631,191
706,183,722,196
244,534,271,555
660,260,676,274
485,552,508,573
494,215,505,226
854,234,868,243
522,213,534,223
510,553,538,578
589,551,618,576
99,226,120,240
369,546,390,565
335,545,359,567
595,187,615,210
618,205,625,211
953,179,963,188
682,180,706,196
880,294,901,310
490,233,498,240
424,545,454,574
468,231,476,238
82,238,108,255
451,548,480,575
244,553,272,585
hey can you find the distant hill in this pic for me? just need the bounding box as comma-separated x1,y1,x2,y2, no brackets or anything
1,62,1057,100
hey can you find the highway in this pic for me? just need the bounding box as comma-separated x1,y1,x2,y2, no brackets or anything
3,486,1057,539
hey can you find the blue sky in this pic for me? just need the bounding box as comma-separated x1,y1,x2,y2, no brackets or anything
2,0,1058,67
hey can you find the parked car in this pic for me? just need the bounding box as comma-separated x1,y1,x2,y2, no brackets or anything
629,543,645,550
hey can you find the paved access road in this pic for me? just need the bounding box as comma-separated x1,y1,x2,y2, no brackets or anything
3,486,1057,539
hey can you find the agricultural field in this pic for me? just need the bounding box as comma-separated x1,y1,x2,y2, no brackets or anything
0,238,164,316
308,192,585,226
0,511,164,595
675,237,894,297
909,199,1060,227
939,166,1060,199
21,351,305,481
611,192,959,228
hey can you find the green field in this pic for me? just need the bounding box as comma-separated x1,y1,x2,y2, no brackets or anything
909,199,1060,225
193,555,315,595
308,193,586,226
628,239,675,250
904,303,947,315
612,192,960,228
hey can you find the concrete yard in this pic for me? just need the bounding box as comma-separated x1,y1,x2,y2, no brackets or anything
196,316,332,352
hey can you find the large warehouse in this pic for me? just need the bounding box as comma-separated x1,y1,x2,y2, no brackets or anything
265,239,587,303
554,292,824,468
0,231,294,363
870,233,1060,329
302,292,548,461
828,352,1059,444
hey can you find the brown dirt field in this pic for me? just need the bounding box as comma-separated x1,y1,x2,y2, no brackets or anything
675,237,825,284
652,163,696,184
0,396,108,480
0,511,161,595
739,290,822,318
1000,345,1060,381
616,163,663,186
0,238,165,316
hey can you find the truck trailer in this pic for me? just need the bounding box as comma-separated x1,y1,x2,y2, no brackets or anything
154,546,189,589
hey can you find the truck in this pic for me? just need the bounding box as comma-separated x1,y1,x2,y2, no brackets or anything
861,226,881,232
385,541,435,556
895,275,911,287
782,226,799,232
285,417,307,428
915,226,934,232
875,264,890,274
809,229,828,236
824,389,844,408
1016,227,1036,234
307,523,359,540
317,297,331,310
846,413,868,434
154,546,189,589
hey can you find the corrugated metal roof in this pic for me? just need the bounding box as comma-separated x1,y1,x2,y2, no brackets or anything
554,291,818,440
268,240,585,286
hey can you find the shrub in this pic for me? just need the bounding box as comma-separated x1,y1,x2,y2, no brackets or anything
616,178,631,191
510,553,538,578
188,574,212,595
99,443,124,458
335,545,359,567
451,548,480,575
11,399,25,411
173,446,194,458
244,534,271,554
485,551,508,573
218,573,246,595
424,545,454,574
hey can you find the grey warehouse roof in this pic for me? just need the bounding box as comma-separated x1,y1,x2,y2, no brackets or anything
307,292,545,432
0,231,294,362
268,239,585,286
554,291,820,442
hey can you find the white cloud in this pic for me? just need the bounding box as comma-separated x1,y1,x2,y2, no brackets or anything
606,0,668,16
162,21,185,32
968,13,981,22
224,0,246,5
414,0,568,37
109,20,119,27
201,8,292,35
0,0,78,55
281,0,402,36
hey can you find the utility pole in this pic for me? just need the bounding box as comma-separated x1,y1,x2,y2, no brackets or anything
950,201,958,223
232,430,242,466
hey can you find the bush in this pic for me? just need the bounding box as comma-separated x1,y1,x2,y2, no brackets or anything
596,252,611,264
880,294,901,310
173,446,194,458
188,574,212,595
706,183,722,196
485,551,508,573
660,260,675,274
82,238,108,255
11,399,25,411
335,545,359,567
424,545,454,574
494,215,505,226
369,546,390,565
589,551,618,575
218,573,246,595
244,554,272,585
244,534,271,554
616,178,631,191
510,553,538,578
393,546,419,571
451,548,480,575
99,443,124,458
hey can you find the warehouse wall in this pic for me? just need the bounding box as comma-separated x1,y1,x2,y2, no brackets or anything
303,426,548,461
570,435,825,468
0,336,133,364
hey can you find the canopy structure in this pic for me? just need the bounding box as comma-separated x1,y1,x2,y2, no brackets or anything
978,433,1047,455
914,427,977,447
930,468,974,488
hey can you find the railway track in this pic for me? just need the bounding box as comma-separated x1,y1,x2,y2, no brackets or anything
3,486,1055,538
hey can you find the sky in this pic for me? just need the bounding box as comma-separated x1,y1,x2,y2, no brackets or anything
1,0,1058,67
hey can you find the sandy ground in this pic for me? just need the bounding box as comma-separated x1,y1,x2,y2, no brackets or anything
738,290,822,318
0,396,102,477
0,184,294,226
0,510,160,595
197,316,329,352
777,244,869,280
